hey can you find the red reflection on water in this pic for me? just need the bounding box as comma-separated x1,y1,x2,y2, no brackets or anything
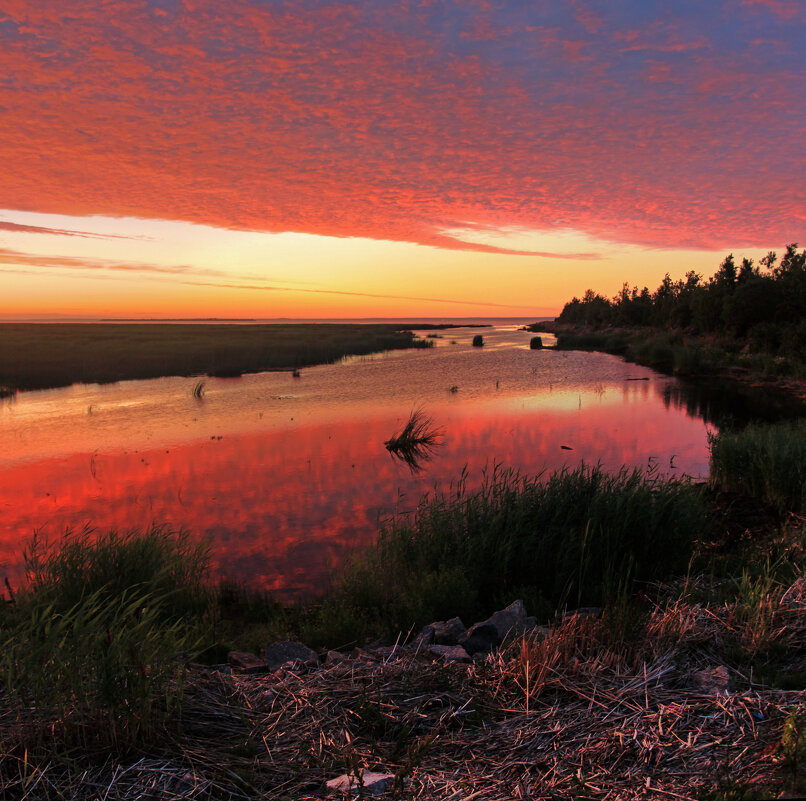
0,398,708,599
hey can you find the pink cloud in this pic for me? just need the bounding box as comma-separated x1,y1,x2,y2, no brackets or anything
0,1,802,252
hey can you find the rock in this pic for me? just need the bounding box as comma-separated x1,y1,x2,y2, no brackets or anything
428,644,471,663
485,600,527,640
412,625,435,649
227,651,268,670
460,600,530,655
460,622,500,655
325,650,348,665
263,641,319,670
326,771,395,796
431,616,467,645
694,666,731,694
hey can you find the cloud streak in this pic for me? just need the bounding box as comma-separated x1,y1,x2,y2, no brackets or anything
0,220,143,239
0,247,520,308
0,1,803,251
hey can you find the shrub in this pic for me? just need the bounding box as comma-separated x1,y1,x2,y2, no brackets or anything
529,336,543,350
472,334,484,347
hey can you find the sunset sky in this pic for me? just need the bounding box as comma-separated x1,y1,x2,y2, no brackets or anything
1,1,804,319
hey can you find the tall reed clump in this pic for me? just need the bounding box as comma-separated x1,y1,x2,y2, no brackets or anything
318,465,708,640
0,526,211,753
709,420,806,515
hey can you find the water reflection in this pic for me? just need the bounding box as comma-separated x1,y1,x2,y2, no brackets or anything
1,325,800,599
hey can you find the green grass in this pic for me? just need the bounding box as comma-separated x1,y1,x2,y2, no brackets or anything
0,323,435,391
709,420,806,514
1,526,211,753
312,464,708,643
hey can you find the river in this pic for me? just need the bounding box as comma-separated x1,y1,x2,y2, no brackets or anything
1,322,797,598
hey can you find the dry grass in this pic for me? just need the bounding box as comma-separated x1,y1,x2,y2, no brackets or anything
3,578,804,800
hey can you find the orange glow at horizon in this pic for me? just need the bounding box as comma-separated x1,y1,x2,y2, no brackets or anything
0,211,786,319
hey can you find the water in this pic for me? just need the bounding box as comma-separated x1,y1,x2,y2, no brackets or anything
0,323,796,598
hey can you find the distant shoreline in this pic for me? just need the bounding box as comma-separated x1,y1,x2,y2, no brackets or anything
0,322,453,393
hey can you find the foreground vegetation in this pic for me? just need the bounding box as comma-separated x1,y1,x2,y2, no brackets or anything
1,419,805,797
0,323,436,392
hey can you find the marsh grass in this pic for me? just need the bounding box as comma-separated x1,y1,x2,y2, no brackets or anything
0,323,436,392
472,334,484,347
1,526,212,753
529,335,543,349
709,421,806,514
316,464,708,641
192,380,206,398
384,409,442,471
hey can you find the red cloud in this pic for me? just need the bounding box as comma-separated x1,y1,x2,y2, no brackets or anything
0,1,803,251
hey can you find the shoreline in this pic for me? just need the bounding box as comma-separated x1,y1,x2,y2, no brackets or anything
532,320,806,405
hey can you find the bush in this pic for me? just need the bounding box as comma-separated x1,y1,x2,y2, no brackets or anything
472,334,484,347
529,336,543,350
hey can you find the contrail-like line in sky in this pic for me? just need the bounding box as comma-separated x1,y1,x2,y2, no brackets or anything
180,279,526,309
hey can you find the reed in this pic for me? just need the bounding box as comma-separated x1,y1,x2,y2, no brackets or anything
709,420,806,514
318,464,707,639
1,526,211,752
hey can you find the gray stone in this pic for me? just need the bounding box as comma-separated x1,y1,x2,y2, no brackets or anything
428,644,471,663
371,645,397,660
431,616,467,645
693,666,731,694
412,625,435,649
263,641,319,669
460,622,500,655
460,600,530,655
326,771,395,796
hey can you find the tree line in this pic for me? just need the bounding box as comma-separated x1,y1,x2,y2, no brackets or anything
557,244,806,359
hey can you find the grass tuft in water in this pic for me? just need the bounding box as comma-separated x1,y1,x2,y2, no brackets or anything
384,409,442,471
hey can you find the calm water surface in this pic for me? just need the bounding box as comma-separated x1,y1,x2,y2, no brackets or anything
0,324,780,598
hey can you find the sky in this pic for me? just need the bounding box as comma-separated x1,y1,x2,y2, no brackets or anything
0,0,804,319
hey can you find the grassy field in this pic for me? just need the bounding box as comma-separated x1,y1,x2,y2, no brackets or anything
0,323,435,392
